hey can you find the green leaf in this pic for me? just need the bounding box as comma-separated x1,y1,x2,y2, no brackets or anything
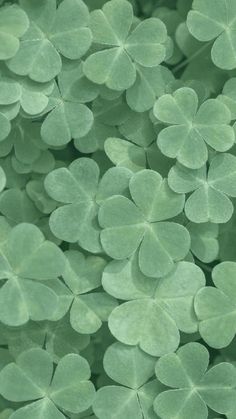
195,261,236,348
0,5,29,60
168,154,236,224
187,0,236,70
108,262,205,356
154,87,234,168
0,349,95,417
99,169,188,277
83,0,168,90
154,342,236,418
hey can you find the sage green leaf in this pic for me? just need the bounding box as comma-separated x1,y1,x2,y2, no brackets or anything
50,354,95,413
41,83,93,147
154,87,234,168
126,64,174,112
10,399,65,419
125,18,167,66
45,317,90,362
195,261,236,348
7,0,91,82
84,0,167,90
0,5,29,60
108,262,205,356
49,0,92,60
0,348,53,401
99,169,188,277
0,223,66,326
45,159,132,252
104,137,147,172
62,250,116,334
0,349,95,417
187,0,236,70
0,189,41,223
154,342,236,418
103,343,156,389
93,386,143,419
168,154,236,224
93,380,163,419
102,252,157,301
187,222,219,263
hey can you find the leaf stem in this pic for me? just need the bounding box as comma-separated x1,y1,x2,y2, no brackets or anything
172,41,212,74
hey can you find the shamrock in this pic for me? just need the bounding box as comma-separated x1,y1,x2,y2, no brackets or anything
195,261,236,349
7,0,92,82
154,87,235,169
168,153,236,224
108,261,205,356
0,223,66,326
62,250,117,334
0,4,29,60
45,158,133,253
154,342,236,419
187,0,236,70
40,76,94,147
99,169,188,277
83,0,168,91
93,342,161,419
0,348,95,418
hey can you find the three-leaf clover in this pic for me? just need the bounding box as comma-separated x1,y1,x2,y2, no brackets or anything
0,223,65,326
93,342,161,419
45,158,132,253
0,348,95,418
40,78,93,147
195,261,236,349
62,250,117,334
99,169,188,277
108,261,205,356
187,0,236,70
168,153,236,223
83,0,168,91
154,87,234,169
154,342,236,419
7,0,92,82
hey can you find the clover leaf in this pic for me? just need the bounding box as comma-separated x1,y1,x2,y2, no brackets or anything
154,87,234,169
93,342,161,419
62,250,117,334
126,64,174,112
108,261,205,356
6,0,92,82
154,342,236,418
40,79,93,147
45,158,132,253
0,223,66,326
0,348,95,418
99,169,188,277
187,222,219,263
168,153,236,224
0,4,29,60
187,0,236,70
83,0,168,91
195,261,236,349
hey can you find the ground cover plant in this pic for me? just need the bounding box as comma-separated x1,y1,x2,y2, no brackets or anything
1,0,236,418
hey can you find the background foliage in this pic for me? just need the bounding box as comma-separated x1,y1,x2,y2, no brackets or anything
0,0,236,418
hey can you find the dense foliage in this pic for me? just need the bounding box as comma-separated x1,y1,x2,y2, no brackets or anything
0,0,236,418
